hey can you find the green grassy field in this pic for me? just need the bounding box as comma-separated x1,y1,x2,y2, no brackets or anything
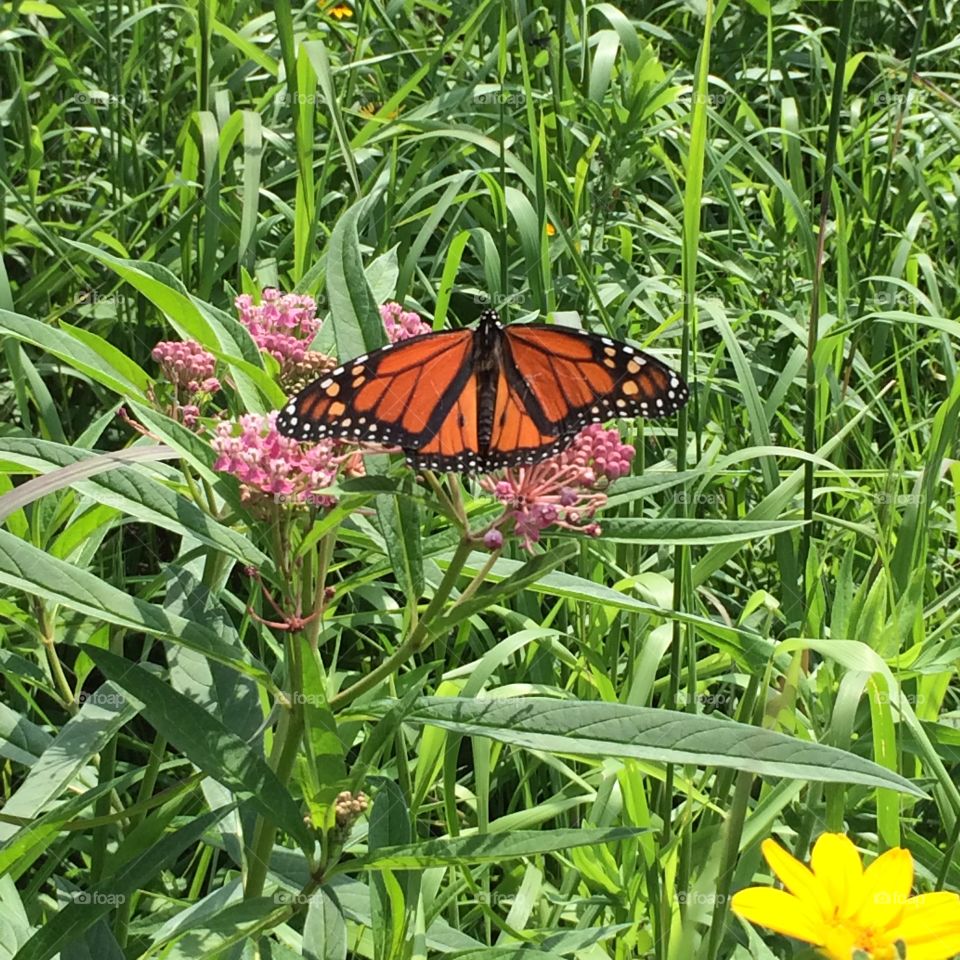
2,1,960,958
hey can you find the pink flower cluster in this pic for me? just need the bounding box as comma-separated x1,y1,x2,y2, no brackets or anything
211,411,339,505
151,340,221,427
235,289,329,383
151,341,220,395
380,301,431,342
480,424,635,549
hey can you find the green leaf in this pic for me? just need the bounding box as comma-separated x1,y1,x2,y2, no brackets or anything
399,697,924,796
67,242,282,411
303,887,348,960
569,517,806,544
358,826,645,869
12,807,231,960
0,530,274,689
0,308,149,399
325,200,383,359
83,647,314,852
375,491,424,603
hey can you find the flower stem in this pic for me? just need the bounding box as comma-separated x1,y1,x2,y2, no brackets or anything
244,633,306,899
328,538,475,711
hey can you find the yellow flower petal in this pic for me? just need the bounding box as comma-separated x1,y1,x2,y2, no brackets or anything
857,847,914,929
811,833,865,920
760,838,834,920
821,924,860,960
888,891,960,948
730,887,826,944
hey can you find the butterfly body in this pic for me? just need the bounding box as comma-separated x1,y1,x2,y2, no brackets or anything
276,309,688,473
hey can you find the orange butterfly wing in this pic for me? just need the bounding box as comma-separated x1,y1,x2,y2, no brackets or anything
484,368,571,468
502,324,688,436
276,314,689,474
276,330,475,456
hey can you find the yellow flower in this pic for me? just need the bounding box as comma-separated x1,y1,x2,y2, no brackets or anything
358,100,398,120
545,222,556,236
326,3,352,19
731,834,960,960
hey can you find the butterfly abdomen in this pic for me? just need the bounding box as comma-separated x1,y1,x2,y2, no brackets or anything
474,311,505,452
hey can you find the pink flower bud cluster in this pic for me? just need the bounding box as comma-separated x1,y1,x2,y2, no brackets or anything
211,411,339,506
150,340,221,428
235,289,334,386
479,424,635,550
151,341,221,395
380,301,431,342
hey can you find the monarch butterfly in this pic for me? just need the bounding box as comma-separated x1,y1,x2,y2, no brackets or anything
275,309,689,473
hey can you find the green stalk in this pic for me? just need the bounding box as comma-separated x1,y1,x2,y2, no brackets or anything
662,3,713,954
328,538,474,711
705,770,753,960
245,632,306,899
799,0,855,620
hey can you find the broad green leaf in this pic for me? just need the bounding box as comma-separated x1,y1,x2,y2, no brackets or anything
84,647,314,852
398,697,923,795
568,517,806,544
357,827,644,869
303,886,348,960
12,807,231,960
0,530,274,689
0,308,148,399
326,200,383,359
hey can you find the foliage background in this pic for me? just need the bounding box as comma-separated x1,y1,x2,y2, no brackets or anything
1,0,959,958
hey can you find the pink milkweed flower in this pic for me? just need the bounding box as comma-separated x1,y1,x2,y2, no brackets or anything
152,340,218,392
212,411,349,508
235,289,336,388
479,424,635,550
380,301,431,342
151,340,221,428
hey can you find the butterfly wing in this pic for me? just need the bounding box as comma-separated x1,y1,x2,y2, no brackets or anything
501,323,689,436
482,366,574,470
275,329,476,455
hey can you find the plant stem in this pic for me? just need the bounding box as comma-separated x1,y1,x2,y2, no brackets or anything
328,538,475,711
245,632,306,899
